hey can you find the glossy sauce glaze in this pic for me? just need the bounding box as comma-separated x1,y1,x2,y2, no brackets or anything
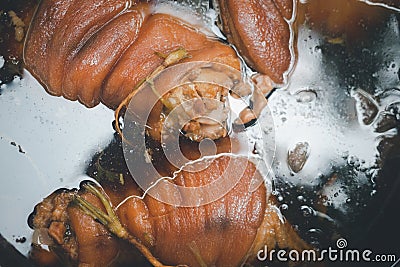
0,0,399,266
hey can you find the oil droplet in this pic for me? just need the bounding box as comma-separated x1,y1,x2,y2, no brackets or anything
300,205,315,217
308,228,322,234
280,203,289,211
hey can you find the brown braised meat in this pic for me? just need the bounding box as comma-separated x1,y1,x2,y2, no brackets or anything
24,0,242,142
23,0,240,109
29,156,309,266
303,0,400,43
218,0,293,84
